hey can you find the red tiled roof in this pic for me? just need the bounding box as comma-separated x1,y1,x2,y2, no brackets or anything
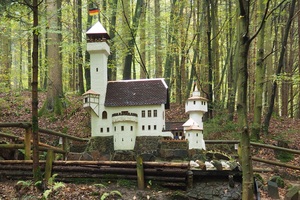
104,79,169,107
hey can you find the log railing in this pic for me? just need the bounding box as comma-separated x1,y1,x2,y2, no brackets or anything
0,122,89,160
205,140,300,170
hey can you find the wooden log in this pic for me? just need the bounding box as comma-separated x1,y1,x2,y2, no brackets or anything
38,128,89,142
0,122,31,128
45,149,54,181
205,140,239,144
24,128,32,160
252,157,300,170
53,160,137,167
144,161,189,169
52,166,137,175
0,165,35,170
253,168,273,172
0,144,25,149
0,132,20,140
0,160,48,165
251,142,300,155
53,160,189,168
136,155,145,189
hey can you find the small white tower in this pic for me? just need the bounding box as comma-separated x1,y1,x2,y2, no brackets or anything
185,85,208,128
183,85,208,150
83,21,111,137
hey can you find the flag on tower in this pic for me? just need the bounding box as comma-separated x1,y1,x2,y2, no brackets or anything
89,8,99,16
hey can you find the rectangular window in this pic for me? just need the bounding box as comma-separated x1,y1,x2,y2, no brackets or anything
153,110,157,117
148,125,151,130
154,125,157,130
142,125,145,130
107,127,110,132
100,128,103,133
148,110,151,117
130,126,133,131
114,126,116,131
142,110,145,118
121,126,124,131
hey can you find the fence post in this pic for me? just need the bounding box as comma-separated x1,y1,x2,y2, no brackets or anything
186,170,193,188
136,155,145,189
45,149,54,182
24,128,32,160
62,137,68,160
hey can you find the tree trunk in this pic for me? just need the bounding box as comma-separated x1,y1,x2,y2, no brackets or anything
263,0,296,134
0,21,12,90
252,0,266,140
154,0,162,78
206,0,213,118
43,0,63,115
108,0,118,81
297,0,300,119
77,0,84,94
228,2,239,122
31,0,42,182
122,0,145,80
236,1,253,198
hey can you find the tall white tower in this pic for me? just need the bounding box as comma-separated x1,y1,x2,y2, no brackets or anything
183,85,208,150
83,21,111,136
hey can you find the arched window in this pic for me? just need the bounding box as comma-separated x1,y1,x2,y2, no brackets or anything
102,111,107,119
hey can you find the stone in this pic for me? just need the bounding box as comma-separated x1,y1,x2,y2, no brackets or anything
285,185,300,200
268,180,280,199
270,175,285,188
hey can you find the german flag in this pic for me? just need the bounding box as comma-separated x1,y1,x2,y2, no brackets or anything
89,8,99,16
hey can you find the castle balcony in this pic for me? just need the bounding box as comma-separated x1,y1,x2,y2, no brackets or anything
112,111,138,123
83,90,100,116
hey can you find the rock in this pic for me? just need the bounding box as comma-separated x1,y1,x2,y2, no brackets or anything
195,160,206,170
268,180,280,199
212,160,222,170
190,160,199,168
205,161,216,170
270,175,285,188
285,185,300,200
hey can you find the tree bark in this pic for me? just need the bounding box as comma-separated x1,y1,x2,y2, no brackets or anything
44,0,63,115
236,0,253,198
252,0,266,140
31,0,42,182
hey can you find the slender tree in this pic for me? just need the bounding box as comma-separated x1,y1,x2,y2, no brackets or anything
122,0,145,80
252,0,266,140
263,0,296,133
41,0,63,115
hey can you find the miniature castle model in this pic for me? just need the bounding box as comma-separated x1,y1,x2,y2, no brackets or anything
183,86,208,150
83,21,207,151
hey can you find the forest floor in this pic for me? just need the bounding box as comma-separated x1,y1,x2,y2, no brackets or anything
0,91,300,199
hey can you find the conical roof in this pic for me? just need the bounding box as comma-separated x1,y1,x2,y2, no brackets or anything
86,21,110,40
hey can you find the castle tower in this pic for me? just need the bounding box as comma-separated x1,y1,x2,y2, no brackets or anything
183,85,208,150
185,85,208,129
83,21,111,136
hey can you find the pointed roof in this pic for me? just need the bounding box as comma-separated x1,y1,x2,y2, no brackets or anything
185,124,203,131
182,118,198,127
83,89,99,96
104,79,169,107
188,85,208,101
86,21,110,40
